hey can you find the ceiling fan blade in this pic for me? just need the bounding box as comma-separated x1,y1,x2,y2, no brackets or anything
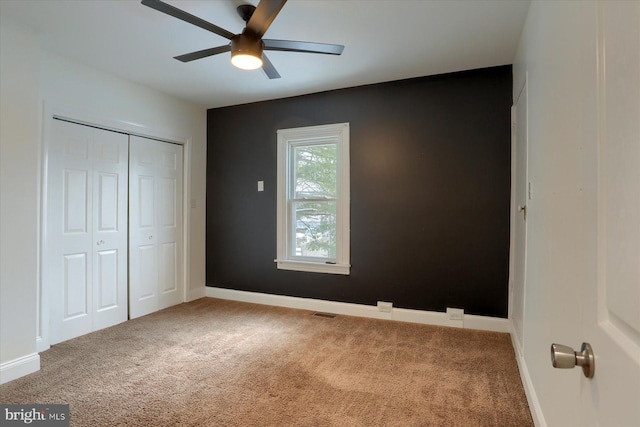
246,0,287,39
174,45,231,63
263,39,344,55
141,0,235,40
261,53,281,79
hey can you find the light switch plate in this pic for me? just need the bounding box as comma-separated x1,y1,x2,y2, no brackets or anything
258,181,264,192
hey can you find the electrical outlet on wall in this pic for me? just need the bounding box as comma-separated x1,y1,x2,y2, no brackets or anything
447,307,464,321
377,301,393,313
446,307,464,328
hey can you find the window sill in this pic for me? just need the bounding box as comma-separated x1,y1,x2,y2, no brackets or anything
275,259,350,275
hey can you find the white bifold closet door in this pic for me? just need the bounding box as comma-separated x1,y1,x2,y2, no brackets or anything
48,119,129,344
129,135,184,319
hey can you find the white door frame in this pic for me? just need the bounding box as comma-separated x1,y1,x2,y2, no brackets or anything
508,76,544,425
38,102,192,352
509,76,528,355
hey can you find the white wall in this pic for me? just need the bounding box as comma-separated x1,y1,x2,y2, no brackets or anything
39,50,207,297
0,12,207,383
512,1,597,425
0,16,41,381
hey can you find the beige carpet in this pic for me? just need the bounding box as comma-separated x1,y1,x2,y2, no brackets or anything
0,298,533,426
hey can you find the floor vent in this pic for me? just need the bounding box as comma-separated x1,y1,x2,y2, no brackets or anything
313,312,336,319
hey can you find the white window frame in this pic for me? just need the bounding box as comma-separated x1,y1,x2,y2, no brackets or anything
276,123,350,275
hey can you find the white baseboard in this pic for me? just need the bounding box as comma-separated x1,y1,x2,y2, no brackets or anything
510,320,546,427
36,336,50,354
205,287,509,333
187,286,206,302
0,353,40,385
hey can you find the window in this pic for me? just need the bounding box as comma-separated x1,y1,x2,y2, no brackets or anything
276,123,350,275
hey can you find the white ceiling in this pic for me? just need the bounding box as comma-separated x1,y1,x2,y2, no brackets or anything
2,0,530,109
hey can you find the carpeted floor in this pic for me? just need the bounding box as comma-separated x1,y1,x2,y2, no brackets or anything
0,298,533,426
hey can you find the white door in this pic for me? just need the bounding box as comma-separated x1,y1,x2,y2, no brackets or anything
92,128,130,331
48,119,128,344
128,136,158,318
156,139,184,311
129,135,183,319
580,2,640,424
511,78,528,352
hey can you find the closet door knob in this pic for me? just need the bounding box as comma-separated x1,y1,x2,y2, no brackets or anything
148,235,153,240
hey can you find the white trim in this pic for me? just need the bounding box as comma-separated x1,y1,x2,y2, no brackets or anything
187,286,207,302
274,259,350,275
0,353,40,385
508,103,517,322
36,101,47,353
510,320,546,427
276,123,350,274
182,138,192,305
205,287,510,333
509,73,529,353
48,105,187,144
465,314,511,333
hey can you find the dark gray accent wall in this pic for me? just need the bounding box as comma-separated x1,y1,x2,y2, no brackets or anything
206,65,512,318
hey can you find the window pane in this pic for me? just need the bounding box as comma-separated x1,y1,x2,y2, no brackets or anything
293,201,336,258
294,144,337,199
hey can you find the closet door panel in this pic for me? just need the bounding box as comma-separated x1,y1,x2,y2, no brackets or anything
160,242,177,294
49,121,94,343
92,127,129,331
96,173,118,231
129,136,159,319
64,169,90,234
158,142,183,309
129,136,183,317
96,249,118,310
48,120,128,343
63,252,89,319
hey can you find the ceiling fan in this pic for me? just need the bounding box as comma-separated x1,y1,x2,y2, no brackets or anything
141,0,345,79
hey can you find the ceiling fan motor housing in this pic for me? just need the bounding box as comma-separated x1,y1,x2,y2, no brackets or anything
230,33,264,70
231,33,264,58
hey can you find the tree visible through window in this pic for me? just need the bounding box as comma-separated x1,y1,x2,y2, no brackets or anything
277,123,350,275
293,143,337,258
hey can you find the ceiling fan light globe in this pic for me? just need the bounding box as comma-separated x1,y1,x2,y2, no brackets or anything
231,53,263,70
